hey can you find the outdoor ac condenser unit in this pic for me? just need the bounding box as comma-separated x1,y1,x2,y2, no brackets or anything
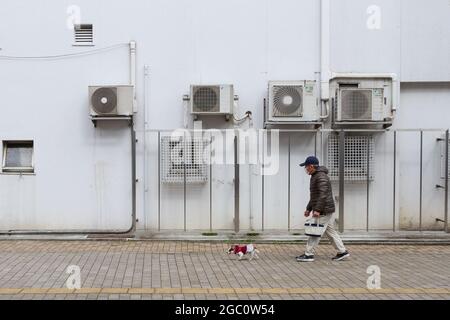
190,85,234,115
267,80,319,122
89,85,134,117
332,78,393,123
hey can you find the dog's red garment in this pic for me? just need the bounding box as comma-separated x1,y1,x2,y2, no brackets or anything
233,245,248,255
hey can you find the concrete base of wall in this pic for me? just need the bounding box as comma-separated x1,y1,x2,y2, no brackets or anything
1,230,450,244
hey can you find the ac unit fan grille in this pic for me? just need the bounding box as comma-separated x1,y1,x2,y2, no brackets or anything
272,86,303,117
91,87,117,114
193,87,220,112
341,90,372,120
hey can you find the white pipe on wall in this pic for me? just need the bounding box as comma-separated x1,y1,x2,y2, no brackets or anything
143,65,150,230
320,0,331,102
248,116,254,231
129,41,137,113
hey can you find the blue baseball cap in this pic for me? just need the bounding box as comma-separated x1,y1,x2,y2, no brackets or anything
300,156,319,167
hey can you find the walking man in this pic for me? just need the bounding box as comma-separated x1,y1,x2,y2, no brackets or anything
296,156,350,262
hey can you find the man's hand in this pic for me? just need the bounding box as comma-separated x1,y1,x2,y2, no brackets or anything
304,210,310,217
312,211,320,218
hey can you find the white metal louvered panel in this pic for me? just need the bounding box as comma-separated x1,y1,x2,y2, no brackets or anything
160,136,207,184
327,134,375,182
74,24,93,45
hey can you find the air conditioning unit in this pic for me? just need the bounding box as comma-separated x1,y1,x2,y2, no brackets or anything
267,81,319,122
89,85,133,117
190,85,234,115
332,78,393,123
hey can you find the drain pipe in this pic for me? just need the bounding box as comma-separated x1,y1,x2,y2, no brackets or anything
248,115,254,231
130,41,137,113
143,65,150,231
320,0,331,120
0,42,138,235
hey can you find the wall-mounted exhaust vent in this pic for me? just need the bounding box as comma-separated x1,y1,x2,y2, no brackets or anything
327,134,375,182
74,24,93,46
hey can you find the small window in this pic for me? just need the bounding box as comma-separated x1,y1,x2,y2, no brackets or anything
2,141,34,173
73,24,93,46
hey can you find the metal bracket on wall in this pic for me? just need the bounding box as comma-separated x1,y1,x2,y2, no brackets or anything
91,116,133,128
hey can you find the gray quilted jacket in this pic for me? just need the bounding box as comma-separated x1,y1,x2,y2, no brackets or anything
306,166,335,215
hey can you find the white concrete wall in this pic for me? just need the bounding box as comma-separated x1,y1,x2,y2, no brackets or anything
0,0,449,232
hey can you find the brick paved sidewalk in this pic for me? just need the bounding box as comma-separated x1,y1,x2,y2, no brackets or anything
0,241,448,300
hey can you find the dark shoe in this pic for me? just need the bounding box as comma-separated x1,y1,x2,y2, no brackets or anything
332,251,350,261
296,254,315,262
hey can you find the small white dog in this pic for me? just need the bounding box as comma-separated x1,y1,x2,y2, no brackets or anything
227,244,260,261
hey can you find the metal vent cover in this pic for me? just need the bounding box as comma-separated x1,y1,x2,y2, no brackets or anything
192,86,220,113
327,134,375,182
272,85,303,117
340,89,372,120
74,24,93,45
160,136,208,184
91,87,117,114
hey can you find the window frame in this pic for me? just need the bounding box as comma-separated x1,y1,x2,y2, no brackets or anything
2,140,35,174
